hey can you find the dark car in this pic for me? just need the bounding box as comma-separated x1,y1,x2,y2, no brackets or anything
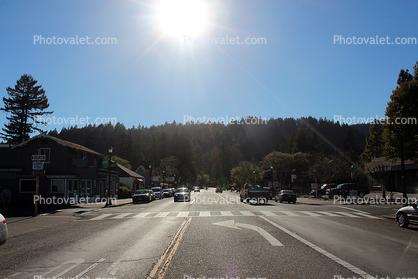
174,187,191,202
310,183,334,197
215,187,223,193
327,183,370,199
396,201,418,228
275,190,297,204
132,189,152,203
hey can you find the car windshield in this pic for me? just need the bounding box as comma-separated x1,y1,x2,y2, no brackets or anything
176,188,188,193
247,184,261,189
151,188,161,192
135,190,147,194
282,190,294,194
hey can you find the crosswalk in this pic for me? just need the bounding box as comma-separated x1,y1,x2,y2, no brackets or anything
84,210,380,221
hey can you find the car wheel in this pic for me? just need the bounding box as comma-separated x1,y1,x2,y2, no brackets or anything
293,201,296,204
240,198,243,202
275,198,277,202
280,199,283,203
397,213,409,228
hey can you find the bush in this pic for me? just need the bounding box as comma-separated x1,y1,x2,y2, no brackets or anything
118,186,133,199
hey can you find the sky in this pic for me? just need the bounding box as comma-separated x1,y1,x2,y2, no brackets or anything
1,0,418,134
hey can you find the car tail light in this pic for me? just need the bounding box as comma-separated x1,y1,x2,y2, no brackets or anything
2,219,6,224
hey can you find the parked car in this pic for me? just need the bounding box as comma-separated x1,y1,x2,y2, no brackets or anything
215,187,223,193
149,190,156,201
240,183,270,204
163,189,171,198
327,183,370,199
174,187,191,202
151,187,164,199
193,186,200,192
310,183,334,197
275,190,297,204
0,213,8,245
132,189,153,203
396,201,418,228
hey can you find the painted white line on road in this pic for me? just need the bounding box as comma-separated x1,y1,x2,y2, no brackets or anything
43,258,85,278
260,211,277,217
90,214,113,220
221,211,233,216
259,216,373,278
199,211,211,217
76,258,106,279
213,220,283,246
318,211,340,217
176,212,190,217
300,211,322,217
155,212,170,218
133,212,150,218
281,211,299,217
335,212,362,218
337,206,382,219
240,211,255,216
112,213,131,219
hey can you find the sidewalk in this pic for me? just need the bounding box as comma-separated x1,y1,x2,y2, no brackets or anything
2,198,133,239
297,191,418,206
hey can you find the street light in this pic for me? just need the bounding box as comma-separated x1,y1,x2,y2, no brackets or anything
149,164,152,189
105,146,113,207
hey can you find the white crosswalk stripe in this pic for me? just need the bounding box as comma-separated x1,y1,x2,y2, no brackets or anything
83,210,380,220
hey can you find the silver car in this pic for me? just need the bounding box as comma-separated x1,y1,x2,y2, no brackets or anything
0,213,8,245
396,201,418,228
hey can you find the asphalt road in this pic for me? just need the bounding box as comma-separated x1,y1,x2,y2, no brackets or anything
1,188,417,279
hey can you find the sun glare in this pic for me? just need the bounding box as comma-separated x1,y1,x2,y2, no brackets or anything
157,0,208,37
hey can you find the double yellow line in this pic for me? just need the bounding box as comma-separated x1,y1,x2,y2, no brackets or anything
147,217,191,279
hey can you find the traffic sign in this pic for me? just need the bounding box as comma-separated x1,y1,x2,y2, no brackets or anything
32,155,46,161
33,162,44,170
32,170,46,176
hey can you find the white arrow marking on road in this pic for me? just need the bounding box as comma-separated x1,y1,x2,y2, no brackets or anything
213,220,283,246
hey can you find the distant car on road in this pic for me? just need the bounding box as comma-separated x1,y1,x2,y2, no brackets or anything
151,187,164,200
163,189,171,198
396,201,418,228
0,213,8,245
327,183,370,199
215,187,223,193
174,187,191,202
275,190,297,204
132,189,153,203
240,183,270,204
310,183,334,197
193,186,200,192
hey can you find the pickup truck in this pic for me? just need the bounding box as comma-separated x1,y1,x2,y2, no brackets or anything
240,183,270,204
327,183,370,199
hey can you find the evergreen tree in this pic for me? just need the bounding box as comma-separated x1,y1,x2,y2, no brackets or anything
1,74,53,143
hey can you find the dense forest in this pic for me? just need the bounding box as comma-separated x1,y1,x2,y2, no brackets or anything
47,116,370,186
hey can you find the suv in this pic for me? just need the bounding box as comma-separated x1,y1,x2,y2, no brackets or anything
327,183,370,199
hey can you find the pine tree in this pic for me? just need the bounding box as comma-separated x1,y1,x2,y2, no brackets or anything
1,74,53,143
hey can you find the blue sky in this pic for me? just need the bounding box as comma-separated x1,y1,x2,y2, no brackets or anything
1,0,418,133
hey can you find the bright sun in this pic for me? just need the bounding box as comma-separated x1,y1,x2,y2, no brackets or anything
157,0,208,37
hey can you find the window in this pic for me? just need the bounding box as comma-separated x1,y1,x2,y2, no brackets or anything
51,179,64,193
20,179,36,193
40,148,50,162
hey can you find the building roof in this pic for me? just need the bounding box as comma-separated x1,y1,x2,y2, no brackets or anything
117,163,144,179
12,134,103,156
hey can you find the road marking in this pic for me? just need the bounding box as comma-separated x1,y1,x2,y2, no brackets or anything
260,211,277,216
89,213,113,220
76,258,106,278
337,206,382,219
176,212,189,217
155,212,170,218
213,220,283,246
107,261,120,276
112,213,131,219
318,211,340,217
199,211,211,217
259,216,373,278
221,211,233,216
147,218,191,279
300,211,322,217
42,258,85,278
281,211,299,217
133,212,150,218
240,210,255,216
335,212,362,218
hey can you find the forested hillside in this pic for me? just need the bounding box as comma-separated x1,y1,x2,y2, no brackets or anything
47,116,370,186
